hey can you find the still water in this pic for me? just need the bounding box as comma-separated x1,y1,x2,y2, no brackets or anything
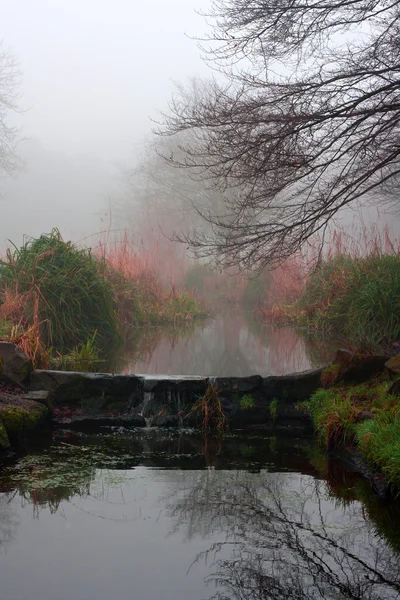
1,429,399,600
116,312,338,376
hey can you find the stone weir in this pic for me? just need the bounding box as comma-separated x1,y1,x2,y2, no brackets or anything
29,368,325,432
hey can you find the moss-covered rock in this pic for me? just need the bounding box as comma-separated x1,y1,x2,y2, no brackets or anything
0,398,48,443
0,420,10,449
0,341,33,387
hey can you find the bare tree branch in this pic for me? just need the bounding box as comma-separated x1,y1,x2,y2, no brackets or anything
159,1,400,269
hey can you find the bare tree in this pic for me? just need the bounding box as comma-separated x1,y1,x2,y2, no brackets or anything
0,41,21,179
160,1,400,269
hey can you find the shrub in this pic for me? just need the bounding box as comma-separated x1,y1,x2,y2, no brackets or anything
291,254,400,347
0,229,120,351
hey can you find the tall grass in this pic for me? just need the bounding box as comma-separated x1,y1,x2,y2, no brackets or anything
0,230,207,367
98,233,208,326
0,229,119,351
263,223,400,348
293,254,400,347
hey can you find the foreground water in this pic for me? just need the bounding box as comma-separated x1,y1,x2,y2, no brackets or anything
1,429,399,600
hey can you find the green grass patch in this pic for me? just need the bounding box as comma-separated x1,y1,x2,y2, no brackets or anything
269,398,278,422
305,375,400,488
240,394,255,410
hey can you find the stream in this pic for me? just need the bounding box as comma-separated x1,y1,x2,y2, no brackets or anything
0,429,399,599
114,311,338,376
1,314,399,599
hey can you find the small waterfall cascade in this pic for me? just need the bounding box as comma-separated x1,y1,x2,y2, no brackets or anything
139,391,155,428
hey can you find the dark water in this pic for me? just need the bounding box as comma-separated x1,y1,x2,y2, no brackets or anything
116,312,338,376
1,429,400,600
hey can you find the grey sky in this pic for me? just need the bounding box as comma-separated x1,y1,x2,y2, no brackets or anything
3,0,210,161
0,0,211,248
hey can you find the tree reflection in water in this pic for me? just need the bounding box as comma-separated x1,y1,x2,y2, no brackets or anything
164,470,400,599
117,312,331,376
0,492,19,552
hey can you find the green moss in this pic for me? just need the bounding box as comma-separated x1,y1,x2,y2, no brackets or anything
269,398,278,422
0,404,48,441
320,363,341,387
0,420,10,449
19,359,33,382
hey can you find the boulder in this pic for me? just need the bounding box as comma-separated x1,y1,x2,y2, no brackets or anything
333,349,354,369
20,390,53,411
340,354,389,383
0,421,10,450
385,354,400,375
151,414,180,428
0,342,33,388
262,368,325,401
30,370,143,405
0,395,49,443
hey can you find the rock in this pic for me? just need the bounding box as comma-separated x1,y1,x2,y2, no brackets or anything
140,376,209,417
357,410,375,423
385,354,400,374
333,349,354,369
0,342,33,387
262,368,325,401
211,375,263,394
20,390,53,411
388,378,400,397
116,413,146,428
340,354,389,383
53,412,146,431
30,370,143,405
0,395,49,443
151,414,180,428
0,421,10,450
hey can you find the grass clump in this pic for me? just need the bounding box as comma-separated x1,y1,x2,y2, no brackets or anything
50,334,101,372
269,398,278,423
285,254,400,348
305,375,400,488
240,394,255,410
190,382,226,434
0,229,119,352
0,231,208,367
356,413,400,487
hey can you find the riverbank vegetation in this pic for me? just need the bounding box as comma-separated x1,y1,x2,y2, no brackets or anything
305,374,400,489
0,230,207,367
258,225,400,351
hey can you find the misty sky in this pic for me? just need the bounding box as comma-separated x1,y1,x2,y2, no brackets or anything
3,0,210,160
1,1,398,251
0,0,211,248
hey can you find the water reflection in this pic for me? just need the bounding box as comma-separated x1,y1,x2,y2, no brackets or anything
165,471,400,599
0,432,399,600
116,312,338,376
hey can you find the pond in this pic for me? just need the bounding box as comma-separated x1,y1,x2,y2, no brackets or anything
115,311,339,376
0,429,399,600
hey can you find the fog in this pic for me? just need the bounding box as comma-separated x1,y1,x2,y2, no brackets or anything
1,0,211,249
1,0,399,256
